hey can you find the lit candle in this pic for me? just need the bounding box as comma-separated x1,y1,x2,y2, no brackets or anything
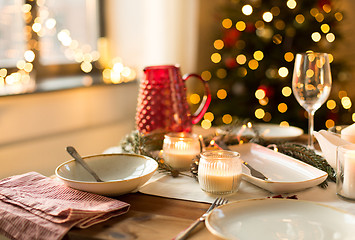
198,150,242,194
337,146,355,199
163,133,200,171
341,123,355,144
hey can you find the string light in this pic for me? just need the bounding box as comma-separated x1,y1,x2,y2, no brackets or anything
341,96,352,109
326,33,335,43
282,86,292,97
201,71,212,81
255,89,266,99
211,53,222,63
189,93,201,104
280,121,289,127
255,108,265,119
335,12,343,21
214,39,224,50
311,32,321,42
253,50,264,61
236,21,246,31
325,119,335,128
222,114,233,124
272,34,282,44
315,13,324,22
278,67,289,77
287,0,297,9
284,52,294,62
263,112,272,122
295,14,305,24
216,68,227,79
321,24,330,33
242,5,253,15
236,54,247,64
270,7,280,16
323,4,332,13
201,119,212,129
259,97,269,106
204,112,214,121
248,59,259,70
222,18,233,29
278,103,288,113
206,0,345,127
327,99,336,109
262,12,273,22
217,89,227,99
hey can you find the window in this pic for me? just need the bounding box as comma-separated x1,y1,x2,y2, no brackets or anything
0,0,135,95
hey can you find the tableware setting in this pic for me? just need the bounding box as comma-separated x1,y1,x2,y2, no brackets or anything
3,62,354,240
230,143,328,193
55,152,158,196
205,198,355,240
217,123,304,141
292,52,332,149
174,197,228,240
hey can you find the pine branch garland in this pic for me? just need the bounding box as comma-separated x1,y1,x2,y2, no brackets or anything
119,124,337,188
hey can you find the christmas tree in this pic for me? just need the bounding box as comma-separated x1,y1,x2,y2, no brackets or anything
201,0,349,131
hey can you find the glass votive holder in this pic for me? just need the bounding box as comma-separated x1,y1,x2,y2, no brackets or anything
198,150,242,195
162,132,201,171
337,144,355,200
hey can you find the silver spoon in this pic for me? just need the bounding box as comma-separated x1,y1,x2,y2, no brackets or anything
66,146,104,182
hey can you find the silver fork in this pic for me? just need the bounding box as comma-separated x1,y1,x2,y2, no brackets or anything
174,197,228,240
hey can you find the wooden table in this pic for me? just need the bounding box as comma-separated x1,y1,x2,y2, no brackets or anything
65,193,219,240
66,135,311,239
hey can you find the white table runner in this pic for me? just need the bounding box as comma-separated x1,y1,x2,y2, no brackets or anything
104,146,355,215
139,172,355,215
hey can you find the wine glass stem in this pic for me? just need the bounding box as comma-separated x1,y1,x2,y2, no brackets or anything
308,111,315,149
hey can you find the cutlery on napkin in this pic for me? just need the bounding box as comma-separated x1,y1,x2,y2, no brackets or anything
0,172,130,240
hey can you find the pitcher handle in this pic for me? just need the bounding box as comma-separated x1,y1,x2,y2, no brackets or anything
183,73,211,124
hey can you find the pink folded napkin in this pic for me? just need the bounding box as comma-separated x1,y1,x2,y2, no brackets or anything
0,172,130,240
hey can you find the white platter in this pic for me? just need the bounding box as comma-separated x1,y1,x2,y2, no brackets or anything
206,198,355,240
229,143,328,193
219,123,303,140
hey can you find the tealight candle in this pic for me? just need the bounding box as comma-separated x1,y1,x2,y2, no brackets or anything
198,150,242,195
163,133,201,171
337,145,355,200
341,123,355,144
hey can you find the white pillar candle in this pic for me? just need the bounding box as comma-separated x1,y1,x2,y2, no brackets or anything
163,133,200,171
341,123,355,144
341,151,355,199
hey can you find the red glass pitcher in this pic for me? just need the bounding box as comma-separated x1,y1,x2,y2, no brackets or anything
136,65,211,134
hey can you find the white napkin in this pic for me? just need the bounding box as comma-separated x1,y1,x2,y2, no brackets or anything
314,130,351,167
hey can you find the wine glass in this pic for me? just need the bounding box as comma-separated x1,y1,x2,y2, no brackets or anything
292,52,332,149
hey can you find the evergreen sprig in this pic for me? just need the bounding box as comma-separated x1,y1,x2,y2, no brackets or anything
270,142,336,188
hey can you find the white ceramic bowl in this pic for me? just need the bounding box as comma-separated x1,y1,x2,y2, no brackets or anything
55,153,158,196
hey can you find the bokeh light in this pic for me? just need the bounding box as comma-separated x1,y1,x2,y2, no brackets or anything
217,89,227,99
222,114,233,124
242,5,253,15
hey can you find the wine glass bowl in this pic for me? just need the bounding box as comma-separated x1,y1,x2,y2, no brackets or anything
292,52,332,149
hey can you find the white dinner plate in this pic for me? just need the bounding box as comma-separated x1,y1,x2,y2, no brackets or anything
229,143,328,193
206,198,355,240
218,123,304,140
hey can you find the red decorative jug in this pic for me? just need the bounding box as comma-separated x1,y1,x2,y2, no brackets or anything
136,65,211,134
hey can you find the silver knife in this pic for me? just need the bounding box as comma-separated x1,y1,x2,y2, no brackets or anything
215,140,268,181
